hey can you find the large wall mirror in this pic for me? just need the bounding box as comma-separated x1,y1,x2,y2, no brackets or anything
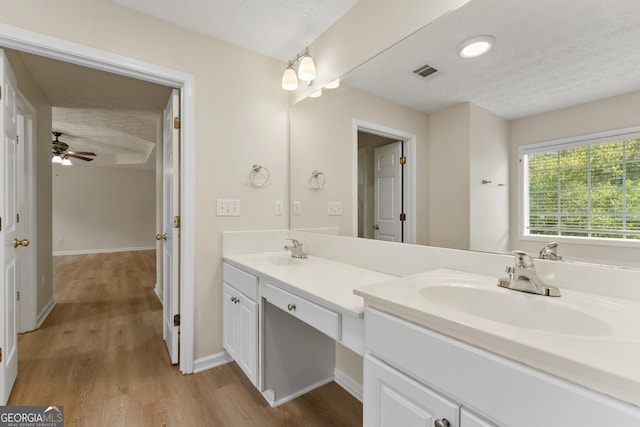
290,0,640,269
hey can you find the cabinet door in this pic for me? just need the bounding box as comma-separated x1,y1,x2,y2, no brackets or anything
222,284,238,358
461,409,496,427
237,295,258,386
364,354,459,427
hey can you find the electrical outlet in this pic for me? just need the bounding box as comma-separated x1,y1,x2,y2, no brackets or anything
216,199,240,216
56,239,63,245
274,200,284,215
292,201,301,215
328,201,342,216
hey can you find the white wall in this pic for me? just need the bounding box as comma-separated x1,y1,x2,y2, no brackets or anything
509,89,640,267
52,164,156,254
290,84,430,243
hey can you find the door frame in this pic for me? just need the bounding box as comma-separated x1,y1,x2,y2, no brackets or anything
0,25,196,374
16,91,37,333
353,119,417,244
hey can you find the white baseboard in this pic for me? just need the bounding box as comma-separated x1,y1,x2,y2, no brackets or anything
37,298,56,328
154,283,163,304
334,368,363,402
193,351,233,374
266,376,334,408
52,246,155,257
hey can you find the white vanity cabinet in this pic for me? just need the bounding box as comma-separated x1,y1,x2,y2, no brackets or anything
222,263,259,387
363,307,640,427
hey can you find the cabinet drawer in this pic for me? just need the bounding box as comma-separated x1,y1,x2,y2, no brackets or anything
223,262,259,301
263,282,341,340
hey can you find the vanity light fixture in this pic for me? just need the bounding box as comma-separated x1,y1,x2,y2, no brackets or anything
51,154,63,164
309,89,322,98
61,156,72,166
281,47,317,91
457,35,495,58
325,78,340,89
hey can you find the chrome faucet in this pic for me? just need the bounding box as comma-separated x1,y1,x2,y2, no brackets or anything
539,242,563,261
498,251,561,297
284,239,307,259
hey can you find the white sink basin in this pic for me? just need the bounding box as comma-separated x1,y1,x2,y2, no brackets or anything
418,284,612,337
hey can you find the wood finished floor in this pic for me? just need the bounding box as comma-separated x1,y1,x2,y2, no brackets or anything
9,251,363,426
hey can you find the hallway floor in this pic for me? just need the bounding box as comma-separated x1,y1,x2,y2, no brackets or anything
8,251,363,426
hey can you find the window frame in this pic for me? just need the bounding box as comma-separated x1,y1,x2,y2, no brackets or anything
518,126,640,248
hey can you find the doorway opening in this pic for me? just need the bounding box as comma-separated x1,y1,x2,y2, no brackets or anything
354,120,417,244
0,28,196,389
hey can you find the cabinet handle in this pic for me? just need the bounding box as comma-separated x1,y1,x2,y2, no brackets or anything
287,303,296,311
230,296,239,304
434,419,450,427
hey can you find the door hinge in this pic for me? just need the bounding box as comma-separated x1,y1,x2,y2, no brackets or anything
0,86,2,100
0,347,2,362
400,213,406,221
0,216,2,231
400,156,407,165
17,291,20,301
174,216,181,228
173,117,181,130
16,135,19,145
17,213,20,223
173,314,181,326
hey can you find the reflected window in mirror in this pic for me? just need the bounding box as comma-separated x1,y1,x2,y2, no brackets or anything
522,128,640,243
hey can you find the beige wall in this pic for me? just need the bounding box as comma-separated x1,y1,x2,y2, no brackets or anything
5,50,54,316
290,85,430,244
469,103,510,253
0,0,290,360
52,165,156,254
509,90,640,266
429,103,470,249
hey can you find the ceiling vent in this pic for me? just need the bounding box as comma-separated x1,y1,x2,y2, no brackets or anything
412,63,438,78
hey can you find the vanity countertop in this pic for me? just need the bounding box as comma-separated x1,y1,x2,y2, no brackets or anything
355,268,640,407
224,251,396,317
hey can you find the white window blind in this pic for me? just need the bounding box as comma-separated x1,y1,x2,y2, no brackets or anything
523,130,640,240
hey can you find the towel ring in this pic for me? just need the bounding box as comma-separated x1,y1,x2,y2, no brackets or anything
309,170,326,190
249,164,270,187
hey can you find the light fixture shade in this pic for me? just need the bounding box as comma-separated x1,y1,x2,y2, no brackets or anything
309,89,322,98
457,35,495,58
61,157,72,166
325,79,340,89
52,155,63,164
298,55,316,82
282,68,298,91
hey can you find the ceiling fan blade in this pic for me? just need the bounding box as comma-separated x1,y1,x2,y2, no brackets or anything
66,153,94,161
67,151,97,156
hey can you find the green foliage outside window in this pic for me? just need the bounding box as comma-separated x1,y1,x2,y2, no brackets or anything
527,138,640,240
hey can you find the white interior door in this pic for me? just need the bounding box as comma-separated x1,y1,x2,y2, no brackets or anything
1,49,20,405
373,142,403,242
162,89,180,364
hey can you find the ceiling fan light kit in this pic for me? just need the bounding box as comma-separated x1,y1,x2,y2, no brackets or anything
51,131,97,165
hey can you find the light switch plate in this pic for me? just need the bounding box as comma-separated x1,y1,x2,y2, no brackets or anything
274,200,284,215
328,201,342,216
292,201,301,215
216,199,240,216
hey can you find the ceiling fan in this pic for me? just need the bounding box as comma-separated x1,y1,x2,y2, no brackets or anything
51,132,97,164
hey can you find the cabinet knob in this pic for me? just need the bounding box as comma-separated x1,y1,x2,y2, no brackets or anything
373,224,380,230
287,303,296,311
434,419,450,427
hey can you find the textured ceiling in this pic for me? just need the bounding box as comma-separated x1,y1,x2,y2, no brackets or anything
18,51,172,169
110,0,359,61
343,0,640,119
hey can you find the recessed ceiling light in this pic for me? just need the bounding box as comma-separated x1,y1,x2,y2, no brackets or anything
457,35,495,58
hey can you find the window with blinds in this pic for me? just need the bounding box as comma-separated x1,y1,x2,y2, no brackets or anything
524,136,640,240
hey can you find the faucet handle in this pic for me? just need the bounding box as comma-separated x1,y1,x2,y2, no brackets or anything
513,250,535,268
285,238,301,248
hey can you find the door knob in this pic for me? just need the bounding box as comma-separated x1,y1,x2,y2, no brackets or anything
14,238,30,248
156,233,167,241
373,224,380,230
